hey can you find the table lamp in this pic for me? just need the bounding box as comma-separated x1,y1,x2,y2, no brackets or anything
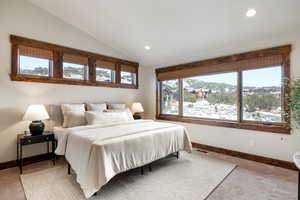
23,104,49,136
131,102,144,120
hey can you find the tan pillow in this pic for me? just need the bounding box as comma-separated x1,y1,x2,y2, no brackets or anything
61,104,85,128
86,103,107,112
107,103,126,110
105,108,134,121
85,111,130,125
63,111,86,128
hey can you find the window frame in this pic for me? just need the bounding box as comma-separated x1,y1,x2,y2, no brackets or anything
10,35,139,89
156,45,291,134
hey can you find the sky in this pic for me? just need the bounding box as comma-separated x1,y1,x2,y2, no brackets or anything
185,66,282,87
20,56,49,70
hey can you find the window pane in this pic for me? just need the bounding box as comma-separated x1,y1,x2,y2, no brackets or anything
242,66,282,122
63,62,85,80
161,79,179,114
183,72,237,120
19,56,50,76
96,67,114,82
121,71,136,85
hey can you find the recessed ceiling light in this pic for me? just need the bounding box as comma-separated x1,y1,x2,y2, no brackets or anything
246,9,256,17
144,45,151,50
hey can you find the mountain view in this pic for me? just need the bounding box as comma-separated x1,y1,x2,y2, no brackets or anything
162,78,282,122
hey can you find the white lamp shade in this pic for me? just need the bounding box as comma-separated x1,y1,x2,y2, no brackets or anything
131,102,144,113
23,104,49,121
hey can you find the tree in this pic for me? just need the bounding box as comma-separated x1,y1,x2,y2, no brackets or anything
206,93,236,105
184,93,197,103
244,94,280,112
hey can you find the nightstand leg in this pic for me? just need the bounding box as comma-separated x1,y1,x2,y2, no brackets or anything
149,164,152,172
141,166,144,175
68,163,71,175
20,144,23,174
52,140,55,165
47,141,49,157
17,142,19,166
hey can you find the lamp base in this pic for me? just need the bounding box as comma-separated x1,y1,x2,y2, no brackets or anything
133,113,142,120
29,120,45,136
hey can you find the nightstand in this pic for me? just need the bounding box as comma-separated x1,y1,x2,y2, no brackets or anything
17,132,56,174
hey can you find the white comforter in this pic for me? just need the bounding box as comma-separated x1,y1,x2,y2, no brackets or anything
54,120,192,198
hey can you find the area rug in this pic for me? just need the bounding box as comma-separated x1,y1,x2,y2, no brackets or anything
20,151,236,200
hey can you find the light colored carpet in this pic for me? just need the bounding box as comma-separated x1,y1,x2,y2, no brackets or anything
20,151,236,200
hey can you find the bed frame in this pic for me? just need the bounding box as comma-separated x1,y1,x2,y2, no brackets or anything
66,151,180,196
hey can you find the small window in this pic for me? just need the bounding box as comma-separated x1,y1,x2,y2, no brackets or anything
18,45,53,77
183,72,237,120
242,66,282,122
95,60,115,83
161,79,179,115
63,54,88,80
120,64,137,85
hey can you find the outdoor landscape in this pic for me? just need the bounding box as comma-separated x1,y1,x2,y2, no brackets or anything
161,76,282,122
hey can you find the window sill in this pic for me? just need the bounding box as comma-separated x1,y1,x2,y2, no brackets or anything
156,114,290,134
10,74,138,89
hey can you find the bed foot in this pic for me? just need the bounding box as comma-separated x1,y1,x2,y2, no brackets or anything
67,163,71,175
148,164,152,172
141,166,144,175
176,151,180,159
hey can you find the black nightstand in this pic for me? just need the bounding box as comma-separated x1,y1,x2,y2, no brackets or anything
133,114,142,120
17,132,56,174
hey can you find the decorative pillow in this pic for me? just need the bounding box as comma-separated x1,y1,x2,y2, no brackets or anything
61,104,85,128
85,111,131,125
86,103,107,112
107,103,126,110
62,111,86,128
105,108,134,121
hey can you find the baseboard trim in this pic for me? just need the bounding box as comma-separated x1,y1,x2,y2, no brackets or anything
0,153,52,171
1,144,296,171
192,142,297,171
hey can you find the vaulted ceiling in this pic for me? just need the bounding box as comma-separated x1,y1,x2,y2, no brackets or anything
28,0,300,67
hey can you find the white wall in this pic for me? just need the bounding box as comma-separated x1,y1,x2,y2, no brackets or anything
0,0,143,163
142,32,300,162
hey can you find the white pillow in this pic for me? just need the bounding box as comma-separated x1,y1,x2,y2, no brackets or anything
107,103,126,110
86,103,107,112
85,111,131,125
62,111,86,128
61,104,86,128
105,108,134,121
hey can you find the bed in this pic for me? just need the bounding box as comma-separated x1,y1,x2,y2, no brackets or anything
51,104,192,198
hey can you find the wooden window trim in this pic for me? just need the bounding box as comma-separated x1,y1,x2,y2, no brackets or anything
10,35,139,89
156,45,291,134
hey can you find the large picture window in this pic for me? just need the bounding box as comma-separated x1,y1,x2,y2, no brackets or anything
156,45,291,134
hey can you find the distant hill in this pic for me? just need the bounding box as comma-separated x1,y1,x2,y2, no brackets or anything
184,79,235,92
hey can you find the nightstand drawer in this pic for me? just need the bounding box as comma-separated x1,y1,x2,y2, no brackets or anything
20,134,54,145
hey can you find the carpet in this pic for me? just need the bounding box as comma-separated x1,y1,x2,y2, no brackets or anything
21,151,236,200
